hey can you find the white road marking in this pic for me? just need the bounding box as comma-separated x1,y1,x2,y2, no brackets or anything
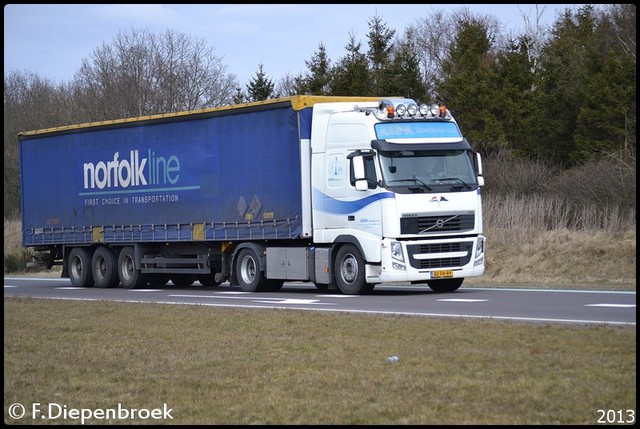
169,293,323,305
585,303,635,308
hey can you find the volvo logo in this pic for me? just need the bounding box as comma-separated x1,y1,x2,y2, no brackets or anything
420,214,459,233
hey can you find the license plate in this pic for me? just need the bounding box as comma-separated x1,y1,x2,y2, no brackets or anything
431,270,453,278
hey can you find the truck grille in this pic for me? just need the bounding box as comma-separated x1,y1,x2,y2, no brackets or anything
400,213,474,235
406,242,473,269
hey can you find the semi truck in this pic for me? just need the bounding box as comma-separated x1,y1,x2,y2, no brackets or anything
19,95,485,294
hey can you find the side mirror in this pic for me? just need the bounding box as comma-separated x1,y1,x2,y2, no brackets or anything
352,156,369,191
352,155,365,180
475,153,484,187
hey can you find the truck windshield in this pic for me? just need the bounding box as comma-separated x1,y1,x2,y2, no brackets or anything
379,149,477,192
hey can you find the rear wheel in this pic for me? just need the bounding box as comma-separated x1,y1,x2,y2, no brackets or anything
427,278,463,292
68,247,95,287
235,248,268,292
334,244,369,295
92,246,119,288
118,247,147,289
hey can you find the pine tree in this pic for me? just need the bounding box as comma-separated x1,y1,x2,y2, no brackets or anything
366,14,395,95
329,32,370,96
435,16,498,147
378,35,426,101
245,63,275,102
296,43,332,95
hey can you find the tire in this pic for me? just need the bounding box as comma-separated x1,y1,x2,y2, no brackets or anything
118,246,147,289
235,248,268,292
334,244,369,295
68,247,95,287
427,278,463,292
92,246,119,288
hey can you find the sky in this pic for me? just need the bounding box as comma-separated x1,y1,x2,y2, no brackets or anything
4,4,578,87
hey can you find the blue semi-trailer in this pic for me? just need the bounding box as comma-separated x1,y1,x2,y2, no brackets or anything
19,95,485,294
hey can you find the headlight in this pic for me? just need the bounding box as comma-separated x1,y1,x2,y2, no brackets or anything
474,237,485,266
475,237,484,259
391,241,404,262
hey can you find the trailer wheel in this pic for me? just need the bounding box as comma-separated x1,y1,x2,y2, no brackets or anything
334,244,369,295
118,247,147,289
427,278,463,292
236,248,268,292
92,246,119,288
68,247,95,287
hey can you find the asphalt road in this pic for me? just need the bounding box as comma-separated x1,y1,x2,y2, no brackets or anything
4,277,636,326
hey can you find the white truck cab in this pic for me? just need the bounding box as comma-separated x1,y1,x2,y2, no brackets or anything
309,98,485,294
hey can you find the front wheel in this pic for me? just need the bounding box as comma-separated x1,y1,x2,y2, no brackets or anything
427,278,463,292
334,244,370,295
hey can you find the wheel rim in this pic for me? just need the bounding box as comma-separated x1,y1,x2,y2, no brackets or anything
121,255,134,282
95,256,106,281
340,254,358,284
70,255,83,279
239,255,256,285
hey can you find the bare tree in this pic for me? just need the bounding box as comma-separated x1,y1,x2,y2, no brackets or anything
273,72,299,98
3,71,71,216
72,28,238,120
608,3,636,62
518,4,550,78
408,9,454,99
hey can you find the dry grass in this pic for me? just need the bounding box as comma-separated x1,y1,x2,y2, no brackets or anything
4,298,636,425
466,225,636,289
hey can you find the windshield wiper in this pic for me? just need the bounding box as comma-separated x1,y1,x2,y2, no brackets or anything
432,177,471,189
389,178,432,191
